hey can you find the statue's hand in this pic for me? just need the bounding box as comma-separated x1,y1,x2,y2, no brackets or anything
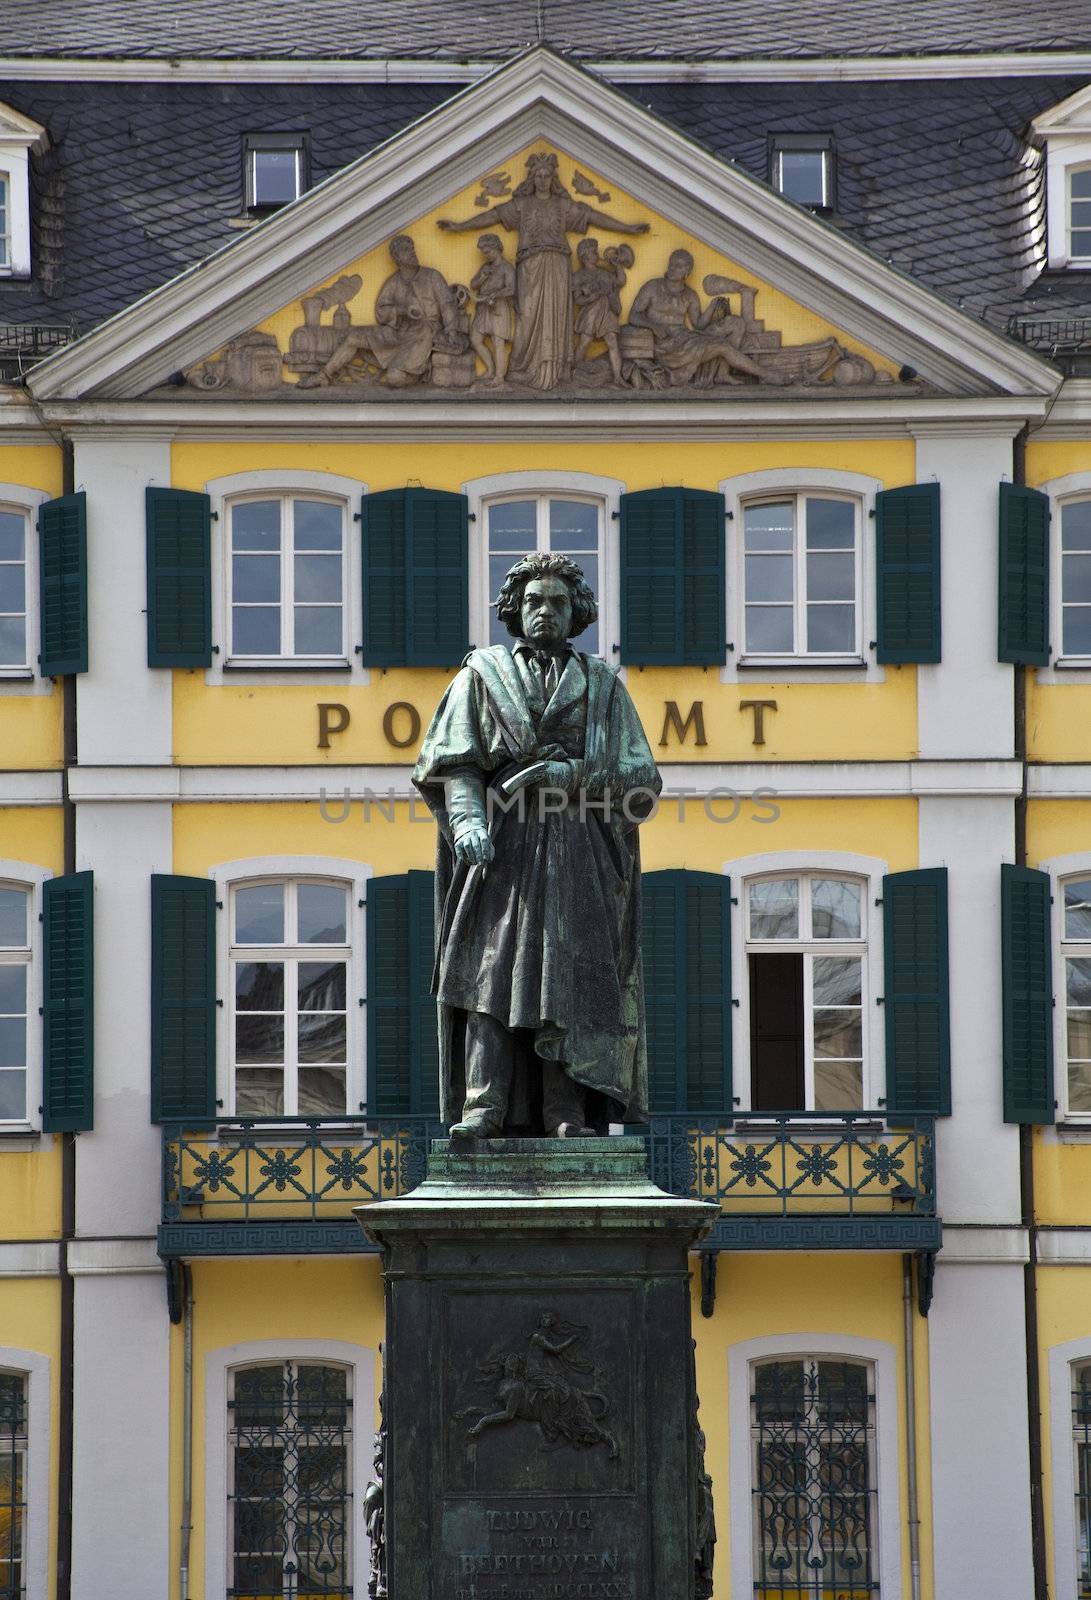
536,760,579,795
453,825,495,866
436,219,455,231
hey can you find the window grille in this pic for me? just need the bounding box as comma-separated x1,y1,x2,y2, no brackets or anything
751,1357,878,1598
228,1360,352,1599
0,1371,27,1600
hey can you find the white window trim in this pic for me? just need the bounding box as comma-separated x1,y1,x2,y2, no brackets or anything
247,144,303,210
1049,1335,1091,1599
462,470,624,663
205,1337,374,1600
1035,852,1091,1128
0,862,49,1133
719,467,883,682
724,850,888,1114
1033,472,1091,681
728,1332,902,1600
201,470,368,685
1043,135,1091,269
211,856,372,1119
0,483,50,692
0,105,46,278
0,1347,49,1600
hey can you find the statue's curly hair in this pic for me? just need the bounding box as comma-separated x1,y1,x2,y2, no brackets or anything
493,552,598,640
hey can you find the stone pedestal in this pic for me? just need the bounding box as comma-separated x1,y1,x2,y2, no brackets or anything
356,1137,717,1600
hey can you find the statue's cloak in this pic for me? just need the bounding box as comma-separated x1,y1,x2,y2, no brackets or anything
412,644,662,1126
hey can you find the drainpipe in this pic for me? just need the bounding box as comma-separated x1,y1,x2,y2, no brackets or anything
902,1254,922,1600
1013,424,1050,1600
180,1264,194,1600
56,435,76,1600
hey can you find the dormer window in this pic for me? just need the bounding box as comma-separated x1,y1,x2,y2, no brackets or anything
244,133,308,212
0,101,47,277
1070,165,1091,263
770,135,834,209
1033,87,1091,269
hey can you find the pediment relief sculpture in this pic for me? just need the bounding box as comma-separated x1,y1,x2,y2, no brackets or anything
181,149,910,399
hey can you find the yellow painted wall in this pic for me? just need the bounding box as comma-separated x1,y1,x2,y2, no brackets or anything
0,807,64,1238
1034,1264,1091,1600
0,1278,61,1600
172,794,918,880
1025,441,1091,761
168,1256,385,1600
238,143,901,384
0,445,65,770
170,438,918,766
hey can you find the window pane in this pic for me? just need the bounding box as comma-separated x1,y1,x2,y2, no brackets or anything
294,500,342,551
0,1069,25,1119
779,149,826,205
814,1009,862,1059
232,501,280,551
0,513,24,562
1073,201,1091,227
806,498,855,549
0,565,25,612
548,499,598,552
1064,607,1091,657
293,604,342,655
812,880,861,940
1073,228,1091,259
298,883,347,943
1066,881,1091,940
294,553,341,603
807,603,855,653
1073,170,1091,199
298,961,347,1009
235,1068,284,1116
252,148,299,206
488,500,536,552
744,502,793,551
814,1060,863,1110
575,554,599,653
235,884,284,944
0,966,26,1014
1063,501,1091,551
750,879,799,939
233,1364,284,1425
812,955,862,1005
0,1017,25,1069
236,1015,284,1065
235,962,284,1011
746,554,793,602
489,556,517,643
1069,1059,1091,1114
1068,958,1091,1006
298,1014,347,1064
746,605,793,653
232,606,280,655
232,554,280,603
297,1363,348,1422
806,551,854,601
1065,554,1091,602
1068,1011,1091,1060
0,616,26,665
0,889,27,948
298,1066,347,1114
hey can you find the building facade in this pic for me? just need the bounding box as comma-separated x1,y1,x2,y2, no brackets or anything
2,6,1091,1598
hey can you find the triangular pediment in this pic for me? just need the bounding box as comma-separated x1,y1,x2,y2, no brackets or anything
28,47,1057,402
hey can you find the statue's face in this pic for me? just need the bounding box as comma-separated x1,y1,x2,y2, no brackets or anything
532,165,552,195
667,252,692,283
391,239,418,271
520,577,573,647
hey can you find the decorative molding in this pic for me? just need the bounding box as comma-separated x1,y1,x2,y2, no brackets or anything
25,49,1059,402
705,1216,942,1250
157,1220,376,1256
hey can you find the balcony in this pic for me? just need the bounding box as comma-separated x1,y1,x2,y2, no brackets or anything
158,1111,939,1260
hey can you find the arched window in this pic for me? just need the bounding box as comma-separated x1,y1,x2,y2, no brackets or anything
227,1360,352,1598
0,1370,28,1600
751,1356,877,1597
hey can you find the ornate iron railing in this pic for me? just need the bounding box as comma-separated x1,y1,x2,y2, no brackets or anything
642,1112,936,1218
161,1117,443,1227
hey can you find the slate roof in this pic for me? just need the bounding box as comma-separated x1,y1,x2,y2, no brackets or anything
2,0,1090,62
0,68,1089,361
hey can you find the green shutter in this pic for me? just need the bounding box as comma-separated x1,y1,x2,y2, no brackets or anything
146,488,212,667
151,875,216,1123
642,870,733,1114
882,867,950,1116
620,488,725,665
1002,864,1055,1124
366,872,439,1117
42,872,94,1132
998,483,1050,666
875,483,941,664
38,492,87,676
361,489,469,666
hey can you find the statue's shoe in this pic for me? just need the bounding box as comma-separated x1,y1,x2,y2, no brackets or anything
449,1112,502,1137
550,1122,596,1138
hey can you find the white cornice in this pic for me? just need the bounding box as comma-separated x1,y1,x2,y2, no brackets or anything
1029,378,1091,439
1033,82,1091,136
0,51,1088,85
26,47,1060,404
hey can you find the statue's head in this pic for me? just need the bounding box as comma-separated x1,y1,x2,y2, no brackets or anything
515,150,566,199
494,553,598,644
666,248,694,283
389,234,419,269
576,238,599,266
477,233,503,257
